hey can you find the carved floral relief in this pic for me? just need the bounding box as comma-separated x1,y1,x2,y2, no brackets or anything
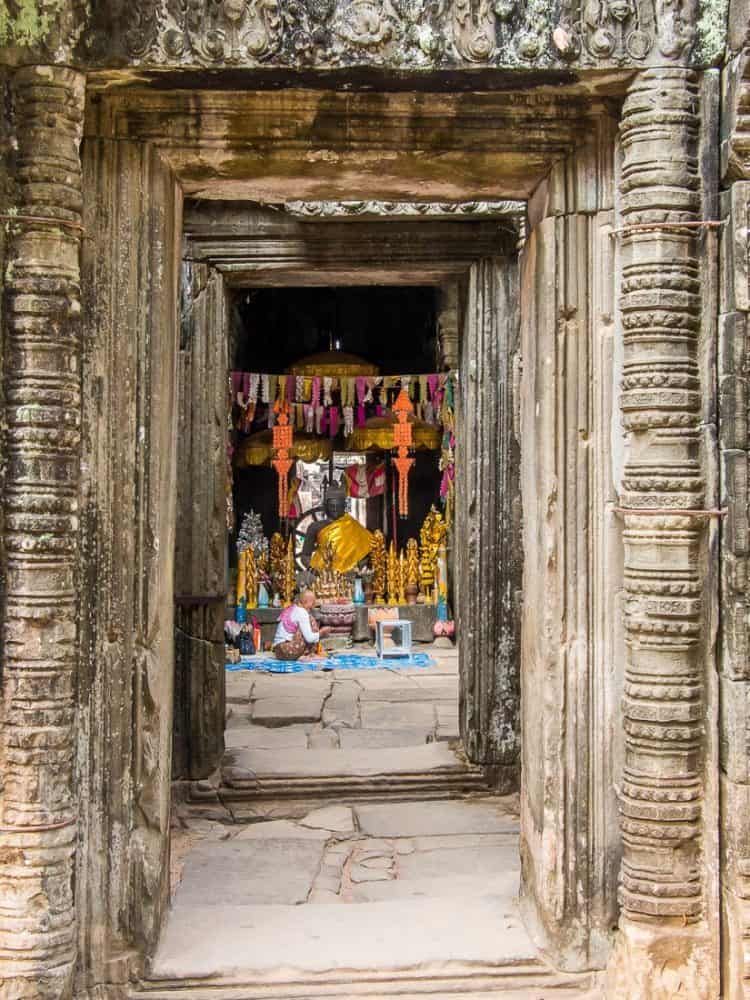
118,0,707,67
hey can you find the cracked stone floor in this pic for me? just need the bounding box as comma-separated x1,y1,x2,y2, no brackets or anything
156,648,547,988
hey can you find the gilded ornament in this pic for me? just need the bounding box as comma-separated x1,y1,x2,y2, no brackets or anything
398,551,407,605
405,537,420,604
283,536,296,607
386,541,399,605
245,547,259,609
270,531,286,595
371,529,387,603
419,506,446,595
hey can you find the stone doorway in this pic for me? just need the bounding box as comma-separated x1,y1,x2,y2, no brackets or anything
66,81,628,996
158,209,539,991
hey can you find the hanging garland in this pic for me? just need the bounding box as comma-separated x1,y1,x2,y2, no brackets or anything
272,399,294,518
392,388,415,518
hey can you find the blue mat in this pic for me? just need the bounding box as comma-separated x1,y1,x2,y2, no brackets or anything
226,651,435,673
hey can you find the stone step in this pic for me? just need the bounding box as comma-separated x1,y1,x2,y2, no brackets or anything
132,963,597,999
215,744,489,805
136,895,597,998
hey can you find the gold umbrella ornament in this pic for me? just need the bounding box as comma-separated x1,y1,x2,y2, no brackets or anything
346,412,441,453
234,429,333,468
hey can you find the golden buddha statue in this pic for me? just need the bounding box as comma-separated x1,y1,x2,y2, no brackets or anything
303,485,374,575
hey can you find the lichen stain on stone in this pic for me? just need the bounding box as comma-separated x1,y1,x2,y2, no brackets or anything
695,0,730,64
0,0,64,47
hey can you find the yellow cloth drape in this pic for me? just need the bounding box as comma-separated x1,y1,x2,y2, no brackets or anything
310,514,375,574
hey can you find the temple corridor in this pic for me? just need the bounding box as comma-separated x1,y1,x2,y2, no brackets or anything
150,651,596,996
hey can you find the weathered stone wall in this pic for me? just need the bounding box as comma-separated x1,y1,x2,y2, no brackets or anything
718,6,750,992
518,116,622,971
172,262,227,782
75,137,182,989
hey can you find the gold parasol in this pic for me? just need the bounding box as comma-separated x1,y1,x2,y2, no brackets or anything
235,429,333,468
288,350,379,377
346,412,441,452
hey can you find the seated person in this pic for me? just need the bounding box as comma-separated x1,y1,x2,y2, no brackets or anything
272,589,331,661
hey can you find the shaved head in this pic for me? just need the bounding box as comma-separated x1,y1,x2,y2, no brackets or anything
299,589,316,609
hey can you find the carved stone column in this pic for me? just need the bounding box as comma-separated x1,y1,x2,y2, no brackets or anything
173,262,227,781
608,68,717,998
0,66,85,999
456,255,521,781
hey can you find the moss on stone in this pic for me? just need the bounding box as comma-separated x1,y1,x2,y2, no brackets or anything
0,0,64,47
695,0,730,65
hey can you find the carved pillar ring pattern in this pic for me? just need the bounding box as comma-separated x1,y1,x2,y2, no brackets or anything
0,66,85,997
617,68,706,925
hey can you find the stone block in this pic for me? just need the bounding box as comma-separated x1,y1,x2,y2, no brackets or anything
308,889,340,904
299,805,355,833
251,673,332,696
348,872,519,904
174,838,326,906
225,672,253,704
252,696,325,726
224,724,309,750
234,820,329,841
360,701,436,730
339,728,430,749
720,675,750,782
359,686,454,703
307,726,340,749
321,681,361,728
723,451,750,558
230,743,462,780
350,863,393,883
398,843,518,880
355,800,517,838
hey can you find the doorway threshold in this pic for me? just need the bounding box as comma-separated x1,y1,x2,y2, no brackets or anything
142,798,597,999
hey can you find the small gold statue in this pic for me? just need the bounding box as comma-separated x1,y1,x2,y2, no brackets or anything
236,548,247,608
398,551,407,605
371,530,386,604
387,541,399,606
313,541,349,603
270,532,286,595
420,506,447,597
282,536,296,607
245,548,259,609
405,538,420,604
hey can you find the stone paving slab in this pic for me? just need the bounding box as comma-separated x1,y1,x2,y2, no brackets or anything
359,686,456,703
227,743,464,779
411,674,459,691
347,872,519,903
343,669,421,688
252,696,325,726
234,819,329,841
359,701,436,729
339,727,431,749
398,843,518,880
321,680,360,728
151,894,531,979
355,800,518,838
224,725,310,750
173,838,326,907
224,705,252,728
225,672,253,704
400,660,458,676
251,675,333,699
411,831,520,850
